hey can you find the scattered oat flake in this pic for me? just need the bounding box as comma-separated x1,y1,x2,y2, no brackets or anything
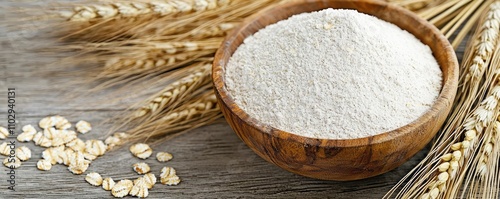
0,127,8,139
143,173,157,189
104,135,121,150
62,132,78,144
130,143,152,159
39,138,52,148
133,162,151,174
3,157,21,169
68,161,90,175
68,151,91,175
102,177,116,191
43,127,56,139
83,152,98,161
112,180,133,198
16,146,31,161
39,117,54,129
156,152,173,162
85,139,107,156
51,137,65,147
160,167,181,185
32,132,43,144
37,159,52,171
17,131,36,142
114,132,129,139
76,120,92,134
86,172,103,186
104,136,120,145
55,117,71,130
66,138,85,152
42,146,65,165
62,148,75,166
22,124,37,134
0,142,10,156
129,177,149,198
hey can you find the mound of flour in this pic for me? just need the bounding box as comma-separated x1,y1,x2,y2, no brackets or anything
225,9,442,139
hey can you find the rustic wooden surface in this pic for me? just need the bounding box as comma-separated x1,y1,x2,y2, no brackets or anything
0,1,466,198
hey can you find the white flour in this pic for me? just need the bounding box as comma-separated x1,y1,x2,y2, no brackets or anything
225,9,442,139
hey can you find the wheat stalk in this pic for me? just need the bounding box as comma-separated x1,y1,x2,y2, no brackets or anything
61,0,231,21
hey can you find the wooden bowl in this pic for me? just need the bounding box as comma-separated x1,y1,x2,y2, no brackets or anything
212,0,458,181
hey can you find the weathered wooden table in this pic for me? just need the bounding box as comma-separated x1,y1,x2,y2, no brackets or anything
0,1,466,198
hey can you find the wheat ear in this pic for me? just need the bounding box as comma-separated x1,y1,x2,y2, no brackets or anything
101,49,213,77
127,90,222,143
61,0,232,21
476,119,498,178
135,62,212,117
420,82,500,199
463,4,500,87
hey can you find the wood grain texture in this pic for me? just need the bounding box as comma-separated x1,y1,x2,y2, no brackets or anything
213,0,459,181
0,0,461,198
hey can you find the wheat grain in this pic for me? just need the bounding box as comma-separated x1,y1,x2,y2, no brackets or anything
63,0,232,21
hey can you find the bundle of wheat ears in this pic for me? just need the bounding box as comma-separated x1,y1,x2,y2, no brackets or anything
23,0,499,197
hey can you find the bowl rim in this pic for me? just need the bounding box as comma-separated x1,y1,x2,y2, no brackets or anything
212,0,458,148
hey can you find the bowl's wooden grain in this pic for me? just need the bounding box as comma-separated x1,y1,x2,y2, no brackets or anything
212,0,458,181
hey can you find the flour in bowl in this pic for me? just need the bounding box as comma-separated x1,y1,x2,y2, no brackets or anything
225,9,442,139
